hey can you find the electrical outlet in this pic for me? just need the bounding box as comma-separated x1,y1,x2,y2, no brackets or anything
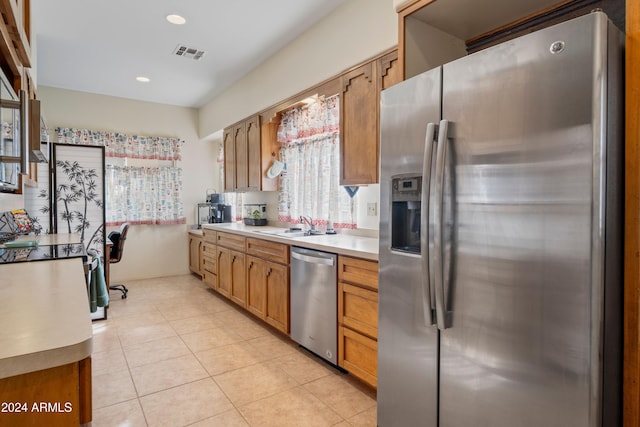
367,202,377,216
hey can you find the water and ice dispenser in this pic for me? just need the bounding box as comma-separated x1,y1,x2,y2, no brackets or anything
391,175,422,254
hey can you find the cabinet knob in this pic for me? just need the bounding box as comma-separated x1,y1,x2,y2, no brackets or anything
266,267,272,277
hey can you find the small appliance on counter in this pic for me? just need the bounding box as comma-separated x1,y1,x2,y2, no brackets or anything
243,204,267,226
196,192,233,227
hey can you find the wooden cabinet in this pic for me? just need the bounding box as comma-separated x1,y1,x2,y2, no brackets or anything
222,128,235,192
341,62,377,186
338,255,379,388
379,50,402,90
201,229,217,289
188,232,203,276
233,121,248,190
229,249,246,308
214,231,248,308
340,50,400,186
223,115,278,192
216,246,232,297
246,238,290,334
247,255,267,318
246,115,262,190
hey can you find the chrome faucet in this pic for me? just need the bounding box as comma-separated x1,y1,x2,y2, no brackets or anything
300,215,316,234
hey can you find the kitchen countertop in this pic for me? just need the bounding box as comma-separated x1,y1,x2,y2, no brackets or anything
0,257,93,379
201,223,379,261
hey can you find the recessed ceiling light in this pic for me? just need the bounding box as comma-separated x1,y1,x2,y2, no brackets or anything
136,76,151,83
166,14,186,25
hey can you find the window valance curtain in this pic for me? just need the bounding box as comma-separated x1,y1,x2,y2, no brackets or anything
56,128,183,160
276,94,357,229
56,128,185,226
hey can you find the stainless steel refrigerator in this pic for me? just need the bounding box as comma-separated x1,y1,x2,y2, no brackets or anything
377,11,623,427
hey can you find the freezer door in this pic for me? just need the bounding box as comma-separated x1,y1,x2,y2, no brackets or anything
437,13,618,427
377,68,441,427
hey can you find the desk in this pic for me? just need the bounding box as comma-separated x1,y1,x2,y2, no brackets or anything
0,258,93,425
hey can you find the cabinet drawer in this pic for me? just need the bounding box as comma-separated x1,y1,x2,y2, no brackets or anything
202,242,217,259
339,326,377,388
339,282,378,339
202,228,217,244
216,232,246,251
338,256,378,290
203,270,217,290
246,238,289,264
202,248,217,275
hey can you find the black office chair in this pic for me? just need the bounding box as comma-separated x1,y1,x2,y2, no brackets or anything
108,223,129,299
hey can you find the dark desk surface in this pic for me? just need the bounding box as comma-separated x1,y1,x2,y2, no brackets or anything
0,243,87,264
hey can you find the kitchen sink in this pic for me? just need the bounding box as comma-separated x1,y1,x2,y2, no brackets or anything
254,228,320,238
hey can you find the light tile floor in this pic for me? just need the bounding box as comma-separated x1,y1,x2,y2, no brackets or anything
91,274,377,427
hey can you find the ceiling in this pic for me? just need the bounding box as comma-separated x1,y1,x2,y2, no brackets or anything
31,0,349,108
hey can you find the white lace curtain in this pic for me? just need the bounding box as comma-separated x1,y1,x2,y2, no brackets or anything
277,95,356,229
56,128,185,226
105,166,184,225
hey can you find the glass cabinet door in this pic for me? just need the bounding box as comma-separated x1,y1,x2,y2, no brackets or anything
0,71,21,192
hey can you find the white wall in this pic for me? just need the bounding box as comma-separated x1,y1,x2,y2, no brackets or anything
198,0,398,138
38,86,218,281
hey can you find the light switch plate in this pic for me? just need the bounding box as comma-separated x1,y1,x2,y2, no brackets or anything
367,202,377,216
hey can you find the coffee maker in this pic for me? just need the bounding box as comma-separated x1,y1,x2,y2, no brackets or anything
208,193,230,223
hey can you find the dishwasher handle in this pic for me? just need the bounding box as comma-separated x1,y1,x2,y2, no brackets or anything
291,249,335,266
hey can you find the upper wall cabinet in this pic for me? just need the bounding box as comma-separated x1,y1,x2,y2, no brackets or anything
396,0,624,80
0,0,31,84
223,114,278,193
340,49,400,186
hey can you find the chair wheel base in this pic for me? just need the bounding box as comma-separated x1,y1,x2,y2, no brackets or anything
110,284,128,300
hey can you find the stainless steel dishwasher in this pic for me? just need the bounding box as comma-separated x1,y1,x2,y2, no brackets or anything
290,246,338,365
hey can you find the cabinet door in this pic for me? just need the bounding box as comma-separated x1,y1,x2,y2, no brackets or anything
234,122,248,190
246,255,266,319
223,128,235,192
189,235,201,274
339,326,378,388
265,261,289,334
229,250,247,308
246,115,262,191
379,50,401,90
341,61,378,185
217,246,231,297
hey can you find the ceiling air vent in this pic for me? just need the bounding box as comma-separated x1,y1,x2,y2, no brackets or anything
173,44,205,60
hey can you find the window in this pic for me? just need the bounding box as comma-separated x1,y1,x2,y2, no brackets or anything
276,95,356,230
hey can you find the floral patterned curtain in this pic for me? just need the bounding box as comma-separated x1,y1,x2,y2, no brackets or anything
277,94,357,229
56,128,185,226
105,166,184,225
57,128,182,160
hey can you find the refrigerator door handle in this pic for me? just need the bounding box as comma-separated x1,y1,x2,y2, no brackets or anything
421,122,436,326
433,119,450,330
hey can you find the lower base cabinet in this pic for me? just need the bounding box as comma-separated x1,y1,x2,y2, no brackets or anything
246,238,290,334
339,326,378,388
188,233,202,276
338,255,379,388
0,357,92,426
201,229,217,289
